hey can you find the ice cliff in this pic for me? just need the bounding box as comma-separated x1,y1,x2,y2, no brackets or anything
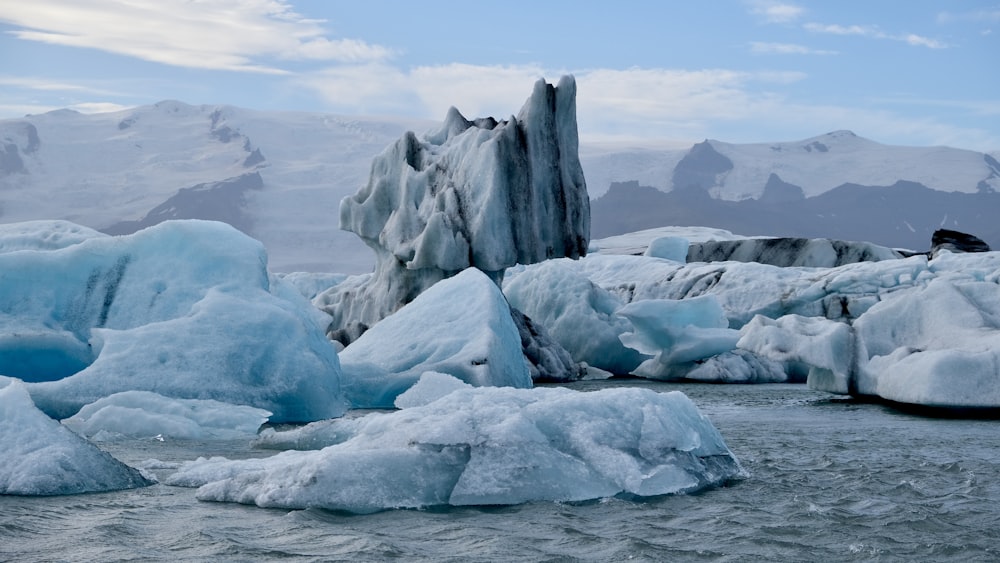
320,76,589,344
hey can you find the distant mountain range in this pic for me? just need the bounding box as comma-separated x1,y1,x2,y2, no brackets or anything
2,102,998,271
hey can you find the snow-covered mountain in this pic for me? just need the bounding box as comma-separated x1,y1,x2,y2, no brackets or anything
2,103,997,272
583,130,1000,199
0,102,434,273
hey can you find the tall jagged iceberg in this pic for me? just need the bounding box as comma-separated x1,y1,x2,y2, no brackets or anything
320,76,590,343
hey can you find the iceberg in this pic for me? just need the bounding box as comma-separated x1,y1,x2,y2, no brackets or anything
503,259,644,375
337,268,531,408
687,237,902,268
852,277,1000,407
167,373,742,513
320,76,589,344
0,379,150,496
738,314,854,389
62,391,271,440
617,295,741,380
0,220,345,422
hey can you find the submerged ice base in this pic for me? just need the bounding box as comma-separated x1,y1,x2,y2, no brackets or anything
167,374,742,513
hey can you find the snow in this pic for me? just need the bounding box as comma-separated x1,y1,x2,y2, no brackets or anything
0,379,150,495
321,76,589,340
337,268,531,408
62,391,271,441
167,373,742,513
0,220,345,422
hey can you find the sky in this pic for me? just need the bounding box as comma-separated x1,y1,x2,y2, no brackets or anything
0,1,998,151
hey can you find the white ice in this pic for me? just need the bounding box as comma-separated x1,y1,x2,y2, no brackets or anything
167,373,742,513
0,220,345,422
617,295,740,380
852,275,1000,407
0,379,150,496
738,314,853,390
63,391,271,441
337,268,531,408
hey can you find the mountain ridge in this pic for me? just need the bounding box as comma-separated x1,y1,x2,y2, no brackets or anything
2,101,997,272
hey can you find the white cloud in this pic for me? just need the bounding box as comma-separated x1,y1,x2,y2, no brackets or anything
0,0,391,73
804,22,948,48
0,76,110,95
747,1,804,23
297,63,808,142
749,42,837,55
937,9,1000,24
803,22,875,36
903,34,947,49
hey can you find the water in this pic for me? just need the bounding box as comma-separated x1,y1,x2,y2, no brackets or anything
3,381,1000,562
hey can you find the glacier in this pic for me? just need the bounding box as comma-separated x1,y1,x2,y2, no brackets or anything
0,378,151,495
166,373,742,513
0,219,345,422
319,76,589,345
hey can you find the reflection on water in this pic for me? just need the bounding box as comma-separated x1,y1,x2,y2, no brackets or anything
2,382,999,561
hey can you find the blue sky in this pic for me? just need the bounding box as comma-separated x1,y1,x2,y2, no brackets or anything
1,1,997,150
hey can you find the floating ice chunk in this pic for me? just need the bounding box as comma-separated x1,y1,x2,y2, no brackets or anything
0,380,150,496
62,391,271,440
852,278,1000,407
644,236,689,262
618,295,740,380
738,314,854,391
687,237,901,268
168,374,741,513
503,259,644,375
337,268,531,408
393,371,473,409
0,220,345,423
673,350,787,383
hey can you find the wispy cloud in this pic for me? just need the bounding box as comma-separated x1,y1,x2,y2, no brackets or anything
297,63,808,141
749,42,837,55
746,0,804,23
937,9,1000,24
0,0,392,73
804,22,948,49
0,76,122,96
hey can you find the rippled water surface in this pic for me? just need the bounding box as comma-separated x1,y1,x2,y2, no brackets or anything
3,382,1000,562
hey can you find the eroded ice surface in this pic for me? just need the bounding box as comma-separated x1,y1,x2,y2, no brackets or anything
0,379,150,496
0,220,345,422
337,268,531,408
167,373,741,513
63,391,271,441
321,76,589,343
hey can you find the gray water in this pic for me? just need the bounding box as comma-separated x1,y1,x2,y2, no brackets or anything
3,381,1000,562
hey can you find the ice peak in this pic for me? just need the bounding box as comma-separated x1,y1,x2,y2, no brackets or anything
325,75,590,344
